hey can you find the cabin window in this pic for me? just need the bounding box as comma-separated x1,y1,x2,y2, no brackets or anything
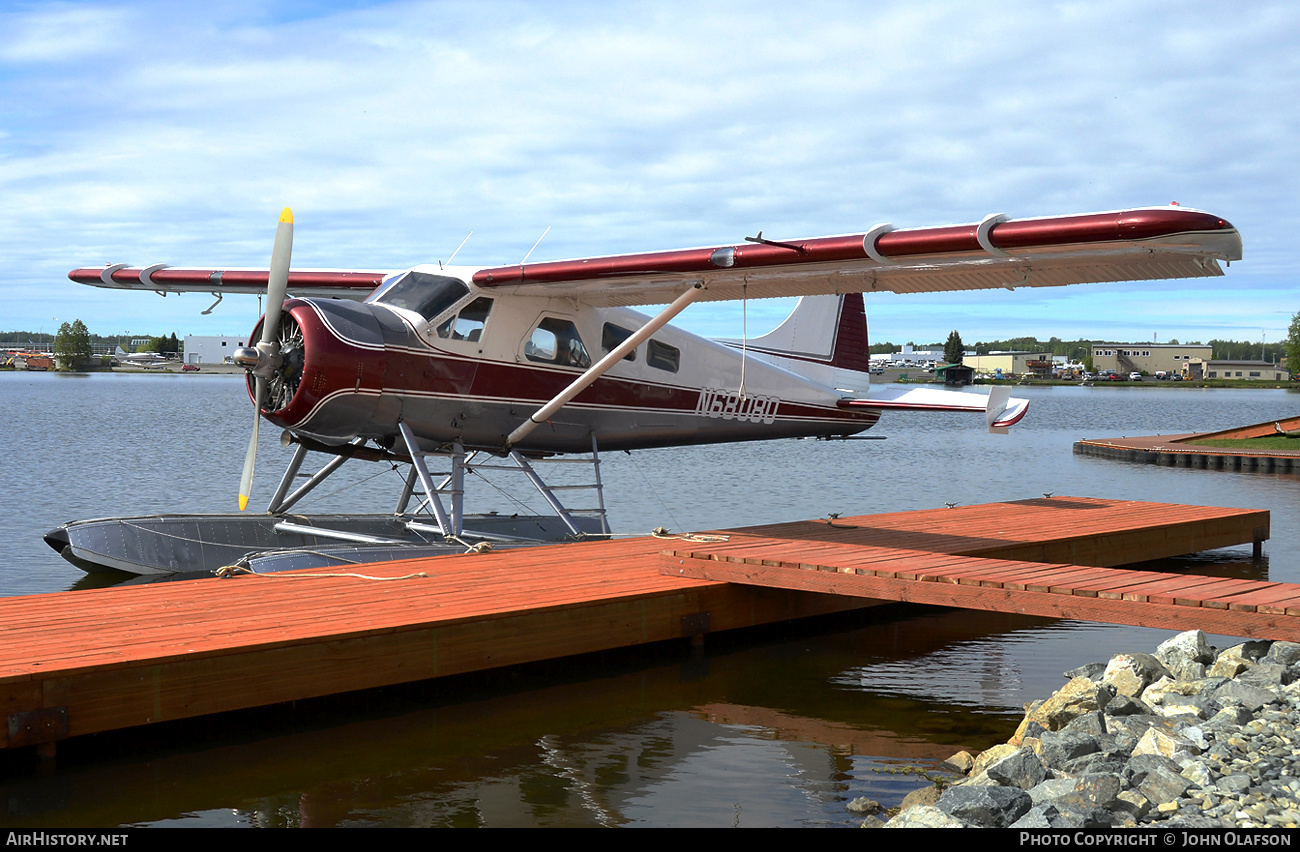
601,323,637,361
436,297,493,342
369,272,468,321
525,318,591,368
647,339,680,373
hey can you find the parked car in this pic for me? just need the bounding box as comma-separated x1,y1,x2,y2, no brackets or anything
182,364,201,372
1129,372,1142,381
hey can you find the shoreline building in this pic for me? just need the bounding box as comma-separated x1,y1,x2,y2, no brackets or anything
1185,359,1289,381
871,344,944,368
182,335,247,365
1090,343,1212,376
964,351,1054,378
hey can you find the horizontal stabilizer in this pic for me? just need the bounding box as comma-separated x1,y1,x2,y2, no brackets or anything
839,386,1029,433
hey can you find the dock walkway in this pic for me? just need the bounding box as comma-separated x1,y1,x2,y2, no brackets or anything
1075,415,1300,472
0,497,1280,752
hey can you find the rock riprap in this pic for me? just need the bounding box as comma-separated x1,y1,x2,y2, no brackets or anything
879,631,1300,829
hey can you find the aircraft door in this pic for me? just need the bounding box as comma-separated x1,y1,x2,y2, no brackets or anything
523,316,591,369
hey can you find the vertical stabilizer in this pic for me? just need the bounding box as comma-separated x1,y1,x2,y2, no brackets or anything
719,294,871,392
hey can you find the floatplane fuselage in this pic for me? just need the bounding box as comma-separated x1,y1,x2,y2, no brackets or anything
256,277,885,457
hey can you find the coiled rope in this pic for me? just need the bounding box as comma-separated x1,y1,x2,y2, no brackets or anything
649,527,729,543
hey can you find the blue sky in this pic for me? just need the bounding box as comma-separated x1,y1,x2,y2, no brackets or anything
2,0,1296,347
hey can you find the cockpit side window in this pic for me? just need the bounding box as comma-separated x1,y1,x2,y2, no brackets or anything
525,317,591,368
436,297,493,342
601,323,637,362
647,339,680,373
369,272,468,321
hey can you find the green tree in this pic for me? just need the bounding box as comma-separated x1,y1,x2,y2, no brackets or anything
944,330,964,365
1285,311,1300,378
53,319,92,371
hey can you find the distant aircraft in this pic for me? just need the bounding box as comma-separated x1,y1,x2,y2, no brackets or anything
112,346,173,367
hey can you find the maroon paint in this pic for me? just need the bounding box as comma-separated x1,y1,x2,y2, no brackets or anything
261,301,878,435
470,209,1233,288
67,267,387,292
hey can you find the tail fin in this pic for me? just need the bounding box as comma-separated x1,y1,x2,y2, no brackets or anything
721,293,871,391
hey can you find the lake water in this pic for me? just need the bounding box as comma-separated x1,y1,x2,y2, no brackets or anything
1,372,1298,827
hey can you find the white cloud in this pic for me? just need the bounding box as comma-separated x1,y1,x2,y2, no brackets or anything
0,3,134,64
0,0,1296,345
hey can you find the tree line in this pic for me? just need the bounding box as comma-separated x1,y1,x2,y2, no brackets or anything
871,335,1293,365
2,329,181,353
2,323,184,371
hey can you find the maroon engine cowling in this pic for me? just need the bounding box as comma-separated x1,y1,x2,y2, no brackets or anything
246,298,397,444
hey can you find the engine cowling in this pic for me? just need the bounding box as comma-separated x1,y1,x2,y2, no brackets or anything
246,298,403,444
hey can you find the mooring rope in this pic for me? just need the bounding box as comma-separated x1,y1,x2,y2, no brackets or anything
649,527,729,543
215,564,428,580
446,536,494,553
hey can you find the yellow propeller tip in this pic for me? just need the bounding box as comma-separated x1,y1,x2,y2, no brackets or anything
280,208,293,224
238,494,249,511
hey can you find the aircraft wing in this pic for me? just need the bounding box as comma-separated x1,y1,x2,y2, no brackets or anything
67,265,391,299
68,206,1239,308
471,207,1241,307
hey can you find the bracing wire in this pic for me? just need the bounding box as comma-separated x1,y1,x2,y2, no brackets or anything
626,451,684,533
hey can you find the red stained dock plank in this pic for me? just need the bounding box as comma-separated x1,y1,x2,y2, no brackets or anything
660,499,1293,642
0,496,1278,751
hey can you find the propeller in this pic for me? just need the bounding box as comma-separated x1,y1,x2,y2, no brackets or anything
235,208,294,511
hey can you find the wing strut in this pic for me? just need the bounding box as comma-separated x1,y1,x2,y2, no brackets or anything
505,284,704,449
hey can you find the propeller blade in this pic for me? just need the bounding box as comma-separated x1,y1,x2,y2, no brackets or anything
239,208,293,511
261,208,294,345
238,377,265,511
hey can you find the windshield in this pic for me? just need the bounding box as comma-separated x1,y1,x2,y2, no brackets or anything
369,271,469,321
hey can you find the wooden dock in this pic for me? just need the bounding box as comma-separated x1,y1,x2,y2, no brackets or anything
0,497,1283,753
1075,415,1300,472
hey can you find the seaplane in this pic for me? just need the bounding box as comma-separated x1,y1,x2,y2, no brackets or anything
46,205,1242,576
112,346,175,367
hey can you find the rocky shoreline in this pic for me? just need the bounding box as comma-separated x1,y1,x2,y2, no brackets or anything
870,631,1300,828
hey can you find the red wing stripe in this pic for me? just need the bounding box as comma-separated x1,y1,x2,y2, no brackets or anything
472,208,1235,287
68,267,389,292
